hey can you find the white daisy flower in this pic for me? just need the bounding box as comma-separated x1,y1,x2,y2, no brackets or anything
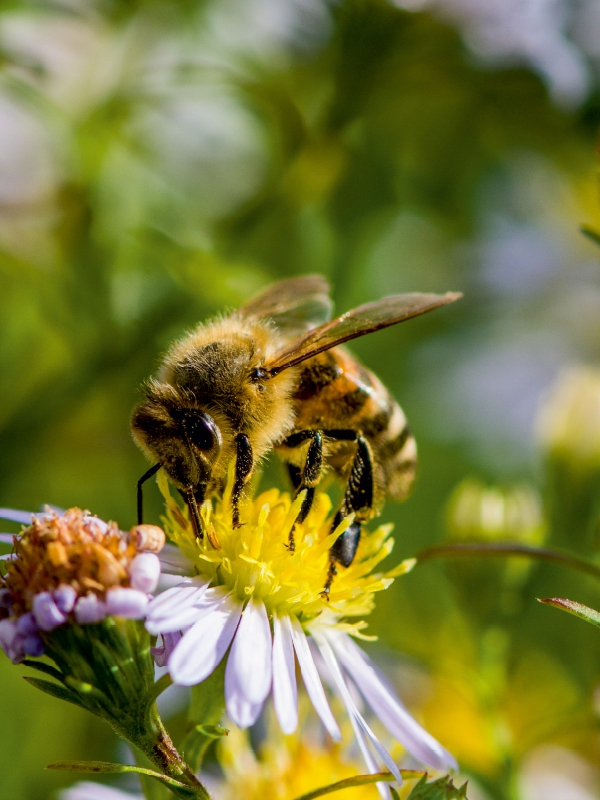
146,472,456,794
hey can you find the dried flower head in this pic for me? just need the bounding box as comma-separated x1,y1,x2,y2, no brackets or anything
0,508,164,662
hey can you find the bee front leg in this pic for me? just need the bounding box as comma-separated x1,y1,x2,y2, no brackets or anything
232,433,253,528
321,430,374,596
281,430,324,552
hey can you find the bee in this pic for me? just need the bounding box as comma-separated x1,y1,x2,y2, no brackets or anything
131,276,460,589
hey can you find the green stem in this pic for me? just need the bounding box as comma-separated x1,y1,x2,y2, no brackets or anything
417,541,600,582
291,770,424,800
118,705,210,799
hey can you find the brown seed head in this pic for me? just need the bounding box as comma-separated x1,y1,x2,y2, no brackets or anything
2,509,165,616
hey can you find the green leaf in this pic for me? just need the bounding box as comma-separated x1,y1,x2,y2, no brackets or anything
407,774,468,800
46,761,197,796
181,724,228,773
23,677,87,710
22,659,67,683
186,659,226,771
291,770,424,800
538,597,600,628
581,225,600,247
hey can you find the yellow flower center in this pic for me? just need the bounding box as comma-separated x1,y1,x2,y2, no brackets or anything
158,470,413,633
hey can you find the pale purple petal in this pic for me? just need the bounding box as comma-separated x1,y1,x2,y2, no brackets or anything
54,584,77,614
16,613,38,636
0,554,16,561
225,599,272,728
21,634,44,657
128,553,161,593
0,533,15,543
33,591,67,631
74,594,107,624
105,588,149,619
332,633,457,771
272,614,298,734
290,616,341,742
0,618,22,662
315,633,401,783
169,592,242,686
151,631,182,668
0,509,32,524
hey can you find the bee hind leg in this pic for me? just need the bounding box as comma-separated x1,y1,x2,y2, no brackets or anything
321,431,374,598
281,430,324,552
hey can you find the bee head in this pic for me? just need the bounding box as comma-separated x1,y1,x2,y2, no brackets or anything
131,383,223,491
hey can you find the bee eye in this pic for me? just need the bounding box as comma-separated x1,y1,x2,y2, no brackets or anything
184,413,216,451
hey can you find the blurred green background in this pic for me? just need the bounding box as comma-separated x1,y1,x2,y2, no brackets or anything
4,0,600,798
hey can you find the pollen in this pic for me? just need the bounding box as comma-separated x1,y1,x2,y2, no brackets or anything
1,509,163,617
158,470,414,631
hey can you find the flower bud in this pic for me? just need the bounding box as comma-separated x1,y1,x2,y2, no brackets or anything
21,634,44,657
16,612,38,636
536,367,600,472
446,479,545,545
33,592,67,631
0,618,21,662
129,553,161,593
130,524,166,553
105,588,149,619
53,584,77,614
74,593,107,624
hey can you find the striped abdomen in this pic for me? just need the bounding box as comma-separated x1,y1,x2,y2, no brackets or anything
290,348,417,509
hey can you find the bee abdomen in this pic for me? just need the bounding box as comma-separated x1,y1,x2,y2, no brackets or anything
369,392,417,502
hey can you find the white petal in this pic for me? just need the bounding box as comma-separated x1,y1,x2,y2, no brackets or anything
169,593,242,686
347,704,392,800
332,633,457,772
159,543,195,575
272,614,298,734
225,598,272,728
290,616,341,742
314,632,401,783
145,576,210,634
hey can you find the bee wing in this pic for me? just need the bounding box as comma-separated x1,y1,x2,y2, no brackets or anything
240,275,333,335
264,291,462,375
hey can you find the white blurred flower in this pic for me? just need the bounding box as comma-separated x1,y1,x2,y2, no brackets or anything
59,781,143,800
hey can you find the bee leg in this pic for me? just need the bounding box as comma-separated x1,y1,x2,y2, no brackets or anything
137,463,161,524
232,433,253,528
282,430,323,551
287,463,302,491
320,431,374,597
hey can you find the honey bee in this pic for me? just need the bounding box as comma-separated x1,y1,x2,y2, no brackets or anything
131,276,460,588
